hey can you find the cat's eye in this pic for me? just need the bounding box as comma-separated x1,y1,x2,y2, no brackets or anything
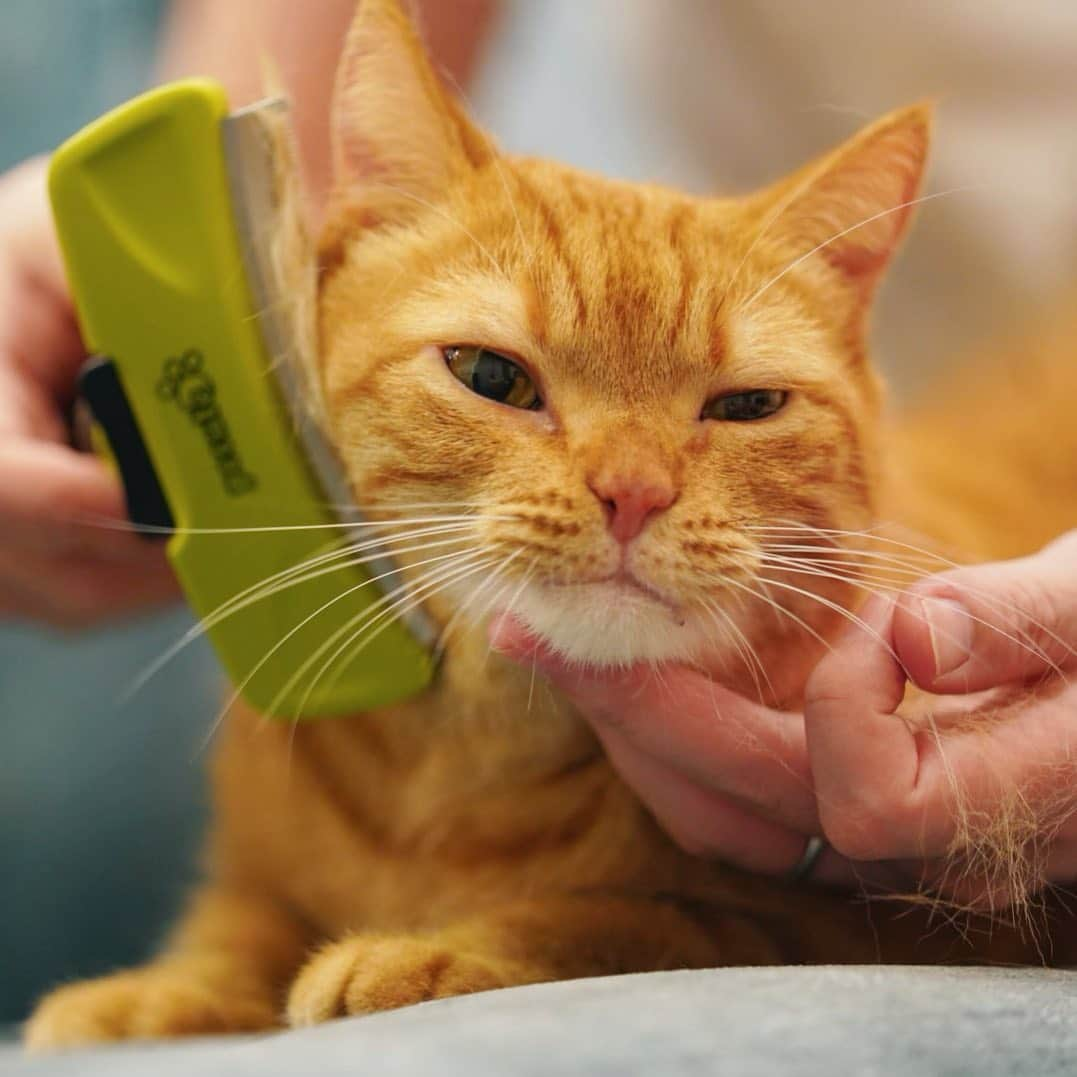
702,389,788,422
444,346,541,410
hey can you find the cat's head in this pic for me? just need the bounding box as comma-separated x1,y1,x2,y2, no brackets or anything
316,0,930,684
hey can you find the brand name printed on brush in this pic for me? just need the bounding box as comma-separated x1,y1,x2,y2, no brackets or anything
156,349,258,496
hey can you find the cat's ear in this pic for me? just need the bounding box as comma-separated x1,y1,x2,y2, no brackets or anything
330,0,493,223
765,103,932,296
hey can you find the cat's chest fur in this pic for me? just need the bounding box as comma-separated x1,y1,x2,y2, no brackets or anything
207,632,692,936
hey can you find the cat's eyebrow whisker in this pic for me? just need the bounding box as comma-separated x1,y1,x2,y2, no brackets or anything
128,525,480,703
365,179,512,285
720,158,836,308
738,185,982,313
435,66,541,281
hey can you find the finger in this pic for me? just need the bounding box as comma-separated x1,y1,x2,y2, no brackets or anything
596,723,814,872
0,440,155,561
804,596,934,859
490,613,820,834
0,156,87,398
0,362,70,441
0,545,178,629
596,723,860,885
893,530,1077,694
807,597,1077,864
0,270,85,409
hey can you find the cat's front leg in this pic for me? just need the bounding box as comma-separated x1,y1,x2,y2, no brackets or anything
287,894,773,1024
25,888,309,1051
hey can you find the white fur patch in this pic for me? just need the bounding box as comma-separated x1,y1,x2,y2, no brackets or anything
507,579,717,668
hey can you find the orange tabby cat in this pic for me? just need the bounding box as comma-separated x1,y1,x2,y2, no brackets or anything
26,0,1077,1050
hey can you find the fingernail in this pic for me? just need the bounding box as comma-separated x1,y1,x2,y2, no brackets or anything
920,597,972,677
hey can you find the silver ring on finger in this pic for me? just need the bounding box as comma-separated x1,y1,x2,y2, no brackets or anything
784,835,828,884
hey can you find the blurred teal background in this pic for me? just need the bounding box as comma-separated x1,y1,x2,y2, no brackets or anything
0,0,219,1024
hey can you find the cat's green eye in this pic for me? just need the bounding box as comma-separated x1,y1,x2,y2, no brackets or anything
702,389,788,422
444,346,541,411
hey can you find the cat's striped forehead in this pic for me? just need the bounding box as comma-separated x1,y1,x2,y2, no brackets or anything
372,157,838,407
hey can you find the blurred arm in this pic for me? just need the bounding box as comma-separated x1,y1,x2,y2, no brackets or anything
158,0,499,207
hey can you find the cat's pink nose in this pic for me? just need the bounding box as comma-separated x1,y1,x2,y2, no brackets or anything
588,469,676,544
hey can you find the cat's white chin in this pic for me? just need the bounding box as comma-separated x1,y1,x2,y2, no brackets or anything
506,579,714,667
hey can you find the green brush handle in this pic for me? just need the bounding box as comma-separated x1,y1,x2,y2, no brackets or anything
49,79,434,718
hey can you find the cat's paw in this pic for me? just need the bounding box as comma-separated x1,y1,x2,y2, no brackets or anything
24,965,278,1051
287,935,516,1025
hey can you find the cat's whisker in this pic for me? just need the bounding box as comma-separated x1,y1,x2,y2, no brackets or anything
278,550,502,771
435,547,526,657
305,552,511,712
738,185,982,313
758,553,1070,683
700,597,775,705
748,519,963,570
201,546,492,755
476,558,537,674
752,572,902,664
754,531,1072,655
78,511,509,538
714,573,836,656
474,556,538,666
759,548,933,582
758,535,1076,663
125,523,483,702
268,549,498,723
428,554,522,681
759,552,915,590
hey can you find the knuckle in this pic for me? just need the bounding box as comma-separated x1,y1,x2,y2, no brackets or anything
819,797,901,862
660,813,721,860
803,664,849,712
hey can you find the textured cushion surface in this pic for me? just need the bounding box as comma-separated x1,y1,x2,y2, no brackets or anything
5,966,1077,1076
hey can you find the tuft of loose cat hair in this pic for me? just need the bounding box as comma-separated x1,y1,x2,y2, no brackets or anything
252,63,324,426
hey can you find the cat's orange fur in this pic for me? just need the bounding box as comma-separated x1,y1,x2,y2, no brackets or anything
27,0,1077,1051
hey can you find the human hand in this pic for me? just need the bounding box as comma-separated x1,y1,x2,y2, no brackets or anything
490,530,1077,907
0,156,178,627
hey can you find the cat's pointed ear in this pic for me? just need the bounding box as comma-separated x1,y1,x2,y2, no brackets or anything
330,0,493,223
765,103,932,296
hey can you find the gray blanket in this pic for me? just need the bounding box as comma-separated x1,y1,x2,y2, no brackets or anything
4,966,1076,1076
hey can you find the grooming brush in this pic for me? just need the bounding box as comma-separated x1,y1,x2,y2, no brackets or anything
49,79,437,718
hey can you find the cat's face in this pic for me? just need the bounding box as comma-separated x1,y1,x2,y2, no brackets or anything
317,0,929,681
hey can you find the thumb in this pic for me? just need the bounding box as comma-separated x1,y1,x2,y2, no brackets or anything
893,531,1077,693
